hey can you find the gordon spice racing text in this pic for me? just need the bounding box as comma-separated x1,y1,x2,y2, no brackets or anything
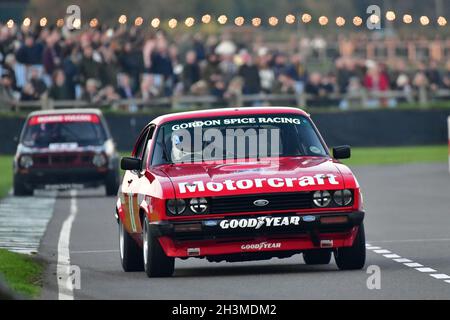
116,107,366,277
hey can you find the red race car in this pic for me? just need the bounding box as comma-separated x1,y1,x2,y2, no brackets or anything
14,109,120,196
117,107,365,277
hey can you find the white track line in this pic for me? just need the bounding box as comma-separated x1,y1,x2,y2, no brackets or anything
71,249,118,254
366,244,450,287
57,190,77,300
369,238,450,244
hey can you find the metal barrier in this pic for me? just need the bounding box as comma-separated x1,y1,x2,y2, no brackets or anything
1,88,450,112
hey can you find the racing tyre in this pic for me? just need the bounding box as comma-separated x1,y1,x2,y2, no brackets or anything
13,176,33,196
119,220,144,271
105,170,120,196
143,215,175,277
334,223,366,270
303,249,332,265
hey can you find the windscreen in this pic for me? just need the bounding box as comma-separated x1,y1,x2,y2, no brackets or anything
153,114,328,164
22,114,107,148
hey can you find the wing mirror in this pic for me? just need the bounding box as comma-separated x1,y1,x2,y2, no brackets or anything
332,145,351,159
120,157,141,171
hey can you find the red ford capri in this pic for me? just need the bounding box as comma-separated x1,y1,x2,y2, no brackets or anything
116,107,365,277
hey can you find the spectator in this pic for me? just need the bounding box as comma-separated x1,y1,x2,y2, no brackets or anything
79,46,102,84
238,51,261,95
29,67,47,97
81,78,100,103
0,70,18,100
21,83,38,101
181,50,200,93
49,69,71,100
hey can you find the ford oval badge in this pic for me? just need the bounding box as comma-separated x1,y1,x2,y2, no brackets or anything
253,199,269,207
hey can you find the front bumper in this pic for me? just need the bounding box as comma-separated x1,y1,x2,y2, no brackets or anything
151,211,364,258
16,167,109,188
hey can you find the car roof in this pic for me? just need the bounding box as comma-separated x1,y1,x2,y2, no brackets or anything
152,107,309,125
27,108,103,118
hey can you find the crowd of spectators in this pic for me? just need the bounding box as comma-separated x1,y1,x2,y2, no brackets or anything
1,22,450,110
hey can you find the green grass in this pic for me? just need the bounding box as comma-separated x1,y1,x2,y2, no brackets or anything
341,145,448,166
0,249,44,298
0,155,13,198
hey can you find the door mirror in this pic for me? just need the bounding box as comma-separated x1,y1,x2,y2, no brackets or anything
332,145,351,159
120,157,142,171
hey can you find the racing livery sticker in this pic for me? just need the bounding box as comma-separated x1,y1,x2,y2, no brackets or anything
241,242,282,251
178,174,339,194
220,216,301,230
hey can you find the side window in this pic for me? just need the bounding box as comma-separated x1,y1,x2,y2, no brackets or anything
141,126,155,170
133,128,150,160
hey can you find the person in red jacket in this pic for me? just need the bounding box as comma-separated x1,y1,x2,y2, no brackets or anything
363,63,390,107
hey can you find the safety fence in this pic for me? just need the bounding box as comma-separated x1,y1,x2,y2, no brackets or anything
2,87,450,112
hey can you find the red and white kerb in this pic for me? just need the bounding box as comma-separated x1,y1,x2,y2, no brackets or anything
28,114,99,125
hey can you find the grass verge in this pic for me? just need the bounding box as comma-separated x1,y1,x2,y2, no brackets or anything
0,155,13,198
0,249,44,298
342,145,448,166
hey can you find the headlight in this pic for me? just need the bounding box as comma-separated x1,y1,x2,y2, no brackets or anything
166,199,186,215
92,153,107,167
333,189,353,206
313,190,331,207
19,155,33,168
189,198,208,214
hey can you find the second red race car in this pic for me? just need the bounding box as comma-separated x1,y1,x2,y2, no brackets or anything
117,107,365,277
14,109,120,196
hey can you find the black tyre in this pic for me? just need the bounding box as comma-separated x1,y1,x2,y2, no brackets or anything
335,223,366,270
143,215,175,277
303,249,332,265
105,170,120,196
13,176,33,196
119,220,144,271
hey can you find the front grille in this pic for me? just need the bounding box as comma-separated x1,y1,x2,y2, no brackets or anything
31,153,94,168
210,191,313,214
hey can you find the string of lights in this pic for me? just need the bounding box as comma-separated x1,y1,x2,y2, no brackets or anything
1,12,448,30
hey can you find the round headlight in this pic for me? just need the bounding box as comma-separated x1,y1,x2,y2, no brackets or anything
92,153,107,167
189,198,208,214
313,190,331,207
19,155,33,168
333,189,353,206
166,199,186,215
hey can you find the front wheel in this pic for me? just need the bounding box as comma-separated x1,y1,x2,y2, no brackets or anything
13,176,33,196
334,223,366,270
143,216,174,277
119,220,143,271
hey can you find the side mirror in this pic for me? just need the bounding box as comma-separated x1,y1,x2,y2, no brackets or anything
120,157,141,171
332,145,351,159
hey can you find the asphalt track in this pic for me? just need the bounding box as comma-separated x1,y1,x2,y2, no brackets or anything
39,163,450,299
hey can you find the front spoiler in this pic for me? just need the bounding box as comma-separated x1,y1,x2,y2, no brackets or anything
151,211,364,258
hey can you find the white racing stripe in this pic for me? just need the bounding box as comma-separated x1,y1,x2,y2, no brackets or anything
57,190,78,300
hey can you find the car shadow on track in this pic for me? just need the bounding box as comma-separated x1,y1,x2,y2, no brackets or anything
173,261,343,278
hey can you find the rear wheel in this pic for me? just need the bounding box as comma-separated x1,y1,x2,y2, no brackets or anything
303,249,332,265
335,223,366,270
143,215,174,277
13,176,33,196
119,220,143,271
